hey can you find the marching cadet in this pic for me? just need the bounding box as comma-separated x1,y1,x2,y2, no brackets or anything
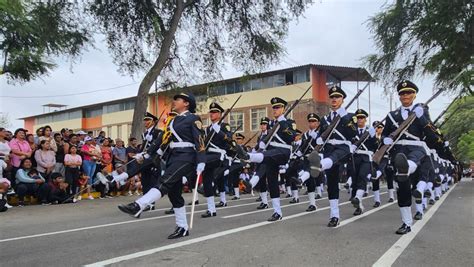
307,86,357,227
381,80,440,234
349,109,379,216
251,117,271,210
201,102,233,217
140,112,162,196
294,113,322,211
229,133,246,200
238,97,297,221
117,92,206,239
370,120,385,207
283,129,303,204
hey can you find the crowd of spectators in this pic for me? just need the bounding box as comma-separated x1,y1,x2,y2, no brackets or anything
0,126,143,212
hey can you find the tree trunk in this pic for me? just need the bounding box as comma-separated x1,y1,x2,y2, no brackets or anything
130,0,185,141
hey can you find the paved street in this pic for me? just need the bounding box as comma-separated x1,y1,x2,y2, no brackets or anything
1,179,472,267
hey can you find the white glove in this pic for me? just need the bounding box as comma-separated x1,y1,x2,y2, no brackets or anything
196,163,206,174
413,106,424,118
295,150,303,158
145,134,153,142
182,176,188,184
316,137,324,145
350,144,357,153
444,141,449,147
133,152,148,161
383,137,393,145
279,168,286,174
309,130,318,139
157,148,164,156
259,141,267,150
211,123,221,133
368,126,376,137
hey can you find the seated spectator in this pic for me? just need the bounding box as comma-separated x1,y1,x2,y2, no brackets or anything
0,177,11,212
64,145,82,195
9,128,32,187
128,173,142,196
113,138,127,166
48,172,73,204
35,140,56,181
26,134,37,152
39,125,57,152
53,133,66,176
100,138,113,173
15,158,50,206
75,172,90,201
107,163,131,197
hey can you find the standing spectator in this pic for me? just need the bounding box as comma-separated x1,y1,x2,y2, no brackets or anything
100,138,113,173
9,128,32,186
39,125,57,153
35,140,56,181
15,158,50,206
53,133,66,176
34,127,43,145
87,131,94,138
60,128,70,143
64,145,82,197
113,138,127,166
26,134,38,167
5,130,13,141
96,131,106,145
63,133,78,158
126,137,139,161
81,136,99,199
0,128,11,178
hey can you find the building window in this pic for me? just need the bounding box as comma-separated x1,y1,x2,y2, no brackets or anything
85,107,102,118
251,78,262,90
251,108,267,131
273,73,286,87
103,100,135,114
294,68,310,83
107,126,112,137
229,111,244,133
117,125,122,139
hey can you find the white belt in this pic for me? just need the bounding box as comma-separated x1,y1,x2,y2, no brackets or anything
395,139,430,155
170,142,195,149
327,139,351,147
269,141,292,151
355,149,373,162
208,147,227,161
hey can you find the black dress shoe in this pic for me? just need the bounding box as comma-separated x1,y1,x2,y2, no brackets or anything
188,200,199,205
235,145,250,160
353,208,363,216
164,208,174,214
327,217,339,227
216,201,227,207
429,199,435,205
256,203,268,209
308,151,321,177
267,212,283,222
289,198,299,204
388,198,394,203
424,190,431,198
285,194,292,198
435,196,440,201
256,196,262,202
306,205,317,212
167,227,189,239
373,201,381,208
118,202,142,218
394,153,409,182
201,211,217,218
396,223,411,235
143,203,155,211
231,196,240,200
412,189,422,204
197,185,205,195
351,197,360,209
414,211,423,220
315,194,321,199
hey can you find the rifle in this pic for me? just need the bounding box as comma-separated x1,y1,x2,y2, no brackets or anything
313,82,370,153
352,118,387,150
204,95,242,149
258,84,312,152
372,69,467,164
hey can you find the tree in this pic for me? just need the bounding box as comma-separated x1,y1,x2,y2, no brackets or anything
0,0,90,81
365,0,473,93
456,130,474,163
0,112,11,128
87,0,311,140
439,95,474,162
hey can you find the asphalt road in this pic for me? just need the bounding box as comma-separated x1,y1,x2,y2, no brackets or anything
1,178,472,267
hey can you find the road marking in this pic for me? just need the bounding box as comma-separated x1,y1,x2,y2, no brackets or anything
336,196,395,228
372,183,457,267
0,193,313,243
84,192,384,266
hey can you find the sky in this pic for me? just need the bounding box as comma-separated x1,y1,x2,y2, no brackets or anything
0,0,455,130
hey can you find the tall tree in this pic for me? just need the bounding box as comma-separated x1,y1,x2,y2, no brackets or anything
365,0,473,92
87,0,311,140
439,95,474,162
0,0,91,81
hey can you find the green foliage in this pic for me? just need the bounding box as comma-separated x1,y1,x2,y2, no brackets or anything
456,130,474,162
440,95,474,162
365,0,473,92
0,0,91,82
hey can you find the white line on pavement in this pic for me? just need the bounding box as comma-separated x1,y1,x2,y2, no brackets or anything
0,193,313,243
84,192,384,266
372,183,458,267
